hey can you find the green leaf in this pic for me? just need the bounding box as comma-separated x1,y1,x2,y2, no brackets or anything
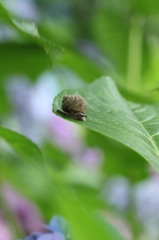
53,76,159,171
0,127,43,163
57,188,124,240
0,2,63,62
56,50,105,82
87,130,148,182
0,43,50,79
130,0,159,15
92,10,128,76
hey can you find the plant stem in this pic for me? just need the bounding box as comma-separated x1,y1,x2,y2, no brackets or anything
127,16,144,90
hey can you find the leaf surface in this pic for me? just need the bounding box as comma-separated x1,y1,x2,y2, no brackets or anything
0,2,63,61
57,188,124,240
53,76,159,170
0,127,43,163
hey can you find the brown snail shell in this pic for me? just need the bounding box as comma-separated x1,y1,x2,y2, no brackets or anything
62,95,87,114
57,94,87,121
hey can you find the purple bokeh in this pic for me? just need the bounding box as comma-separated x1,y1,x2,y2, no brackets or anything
2,184,43,234
0,214,13,240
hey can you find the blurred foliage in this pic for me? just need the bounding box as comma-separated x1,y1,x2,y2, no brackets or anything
0,43,50,80
56,187,124,240
87,130,148,182
1,0,159,239
0,2,63,61
0,127,43,163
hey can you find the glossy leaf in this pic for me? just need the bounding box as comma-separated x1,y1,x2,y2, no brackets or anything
53,76,159,171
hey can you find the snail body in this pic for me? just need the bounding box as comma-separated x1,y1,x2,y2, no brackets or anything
57,95,87,121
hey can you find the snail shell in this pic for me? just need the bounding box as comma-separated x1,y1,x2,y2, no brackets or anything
62,95,87,114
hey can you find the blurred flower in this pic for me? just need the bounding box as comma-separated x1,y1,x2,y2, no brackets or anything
5,73,60,143
23,216,69,240
134,176,159,223
102,176,130,211
44,215,68,236
29,73,59,123
48,114,83,155
2,184,43,234
0,0,39,20
78,147,103,169
134,175,159,239
7,76,31,115
0,214,13,240
5,76,36,138
26,232,65,240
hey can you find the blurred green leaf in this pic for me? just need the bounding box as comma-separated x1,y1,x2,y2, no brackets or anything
53,76,159,171
71,185,105,210
0,43,50,79
0,2,63,62
42,142,70,169
87,130,148,182
92,10,128,76
130,0,159,15
0,127,43,163
91,3,159,91
0,83,9,114
38,20,75,47
57,188,124,240
56,50,105,82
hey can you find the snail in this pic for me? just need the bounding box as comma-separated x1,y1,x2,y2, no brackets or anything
57,95,87,121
